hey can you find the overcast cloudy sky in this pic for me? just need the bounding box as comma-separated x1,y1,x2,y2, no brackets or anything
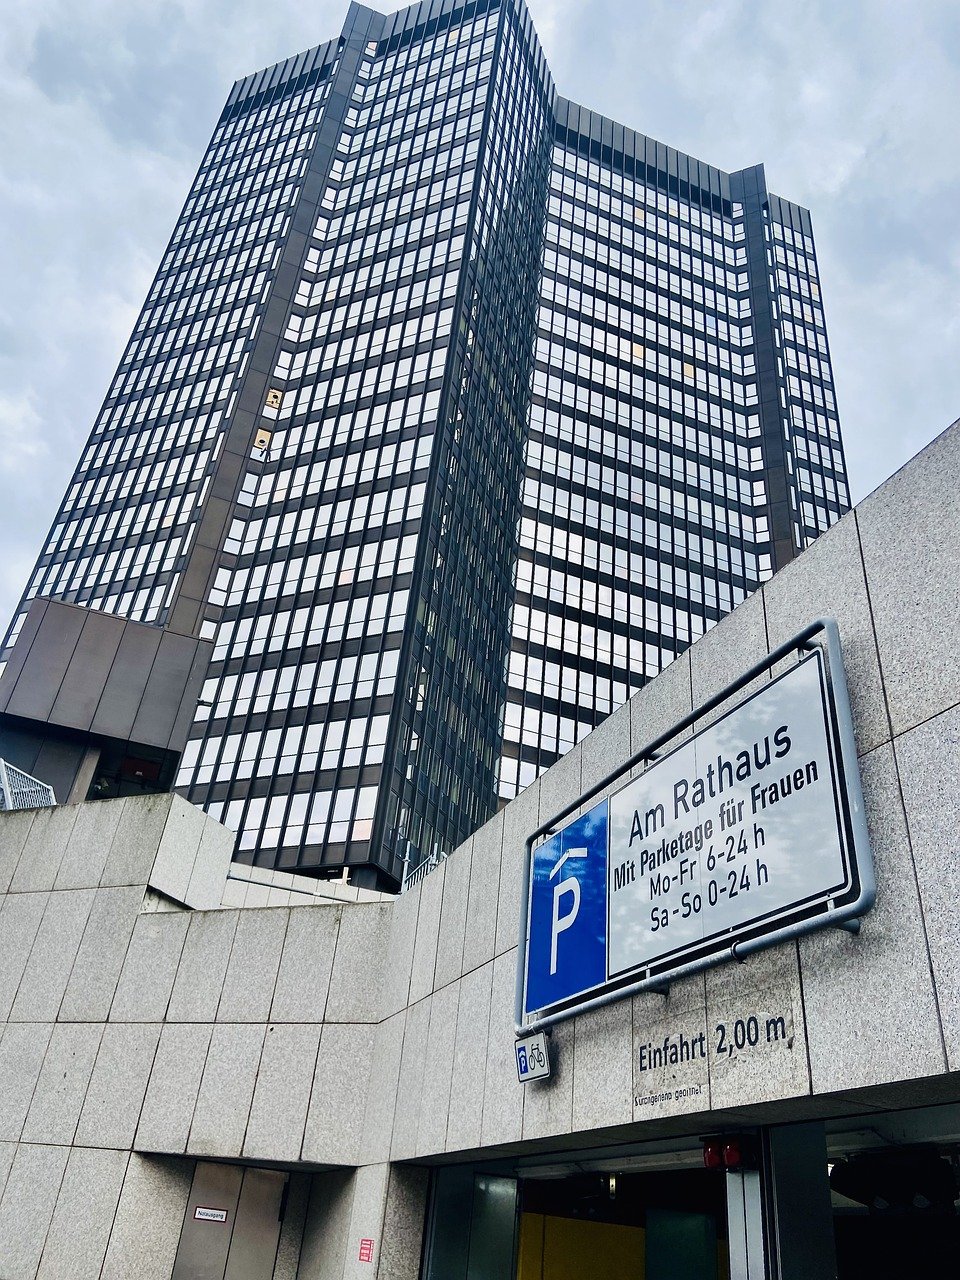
1,0,958,627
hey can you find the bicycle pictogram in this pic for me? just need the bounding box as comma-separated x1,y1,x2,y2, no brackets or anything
526,1041,546,1071
517,1036,548,1078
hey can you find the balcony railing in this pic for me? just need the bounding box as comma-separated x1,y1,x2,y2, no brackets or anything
0,759,56,812
400,847,449,893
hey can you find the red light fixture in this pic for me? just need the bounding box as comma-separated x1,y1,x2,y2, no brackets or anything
701,1134,758,1172
702,1138,724,1170
723,1137,745,1169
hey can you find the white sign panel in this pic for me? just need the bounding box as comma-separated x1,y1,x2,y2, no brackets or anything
515,1031,551,1082
194,1206,228,1223
607,651,849,977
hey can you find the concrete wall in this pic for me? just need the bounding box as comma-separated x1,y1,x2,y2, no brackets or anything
1,419,959,1278
0,792,409,1279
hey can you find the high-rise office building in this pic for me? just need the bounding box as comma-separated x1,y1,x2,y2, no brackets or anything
0,0,848,889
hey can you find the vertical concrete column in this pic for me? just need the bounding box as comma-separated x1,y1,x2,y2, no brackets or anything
299,1163,429,1280
729,163,796,572
368,1165,430,1280
65,745,101,804
764,1123,837,1280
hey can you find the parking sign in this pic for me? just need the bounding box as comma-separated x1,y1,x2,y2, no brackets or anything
515,1031,551,1082
517,623,875,1031
523,801,607,1016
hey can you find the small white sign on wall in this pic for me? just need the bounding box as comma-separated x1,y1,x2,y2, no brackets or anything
194,1206,228,1223
516,1031,551,1082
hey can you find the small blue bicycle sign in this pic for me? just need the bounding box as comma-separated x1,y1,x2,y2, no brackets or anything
515,1031,551,1083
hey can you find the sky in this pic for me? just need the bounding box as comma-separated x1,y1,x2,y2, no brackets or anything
1,0,958,629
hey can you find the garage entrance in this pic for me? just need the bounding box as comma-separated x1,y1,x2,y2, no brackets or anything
422,1146,730,1280
517,1169,728,1280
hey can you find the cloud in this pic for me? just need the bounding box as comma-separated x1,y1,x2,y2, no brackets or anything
0,0,957,632
530,0,960,501
0,390,48,474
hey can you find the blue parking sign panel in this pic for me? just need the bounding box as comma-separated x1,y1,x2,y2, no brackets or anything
524,801,608,1016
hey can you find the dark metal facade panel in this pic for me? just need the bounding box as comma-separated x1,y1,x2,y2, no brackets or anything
166,10,382,641
0,721,45,776
168,642,217,756
0,597,49,707
552,94,732,213
50,610,127,731
730,163,797,570
89,620,164,742
0,598,209,758
2,598,86,722
132,631,212,750
767,191,814,232
220,38,338,125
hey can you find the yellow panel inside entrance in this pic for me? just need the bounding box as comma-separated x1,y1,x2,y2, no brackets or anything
518,1212,646,1280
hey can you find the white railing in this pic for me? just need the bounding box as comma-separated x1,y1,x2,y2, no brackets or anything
400,847,449,893
0,759,56,812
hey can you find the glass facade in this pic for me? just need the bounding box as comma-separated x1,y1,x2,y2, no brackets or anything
1,0,850,888
769,200,849,545
497,120,850,798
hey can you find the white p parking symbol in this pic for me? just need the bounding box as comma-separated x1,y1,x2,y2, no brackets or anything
549,847,587,975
